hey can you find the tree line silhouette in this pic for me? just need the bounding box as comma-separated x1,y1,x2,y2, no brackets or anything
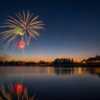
0,55,99,67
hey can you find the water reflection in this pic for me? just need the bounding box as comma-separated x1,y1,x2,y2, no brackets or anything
52,67,100,78
0,67,100,77
55,67,87,75
0,83,38,100
0,67,100,100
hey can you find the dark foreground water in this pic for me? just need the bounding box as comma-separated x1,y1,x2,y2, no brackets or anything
0,66,100,100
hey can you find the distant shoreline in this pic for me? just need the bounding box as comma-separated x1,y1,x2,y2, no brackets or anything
0,55,100,67
0,63,100,67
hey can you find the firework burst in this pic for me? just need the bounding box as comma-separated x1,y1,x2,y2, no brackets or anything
0,11,44,49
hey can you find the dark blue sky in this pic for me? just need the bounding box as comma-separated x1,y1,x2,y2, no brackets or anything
0,0,100,58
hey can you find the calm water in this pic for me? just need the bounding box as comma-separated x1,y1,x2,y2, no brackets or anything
0,66,100,100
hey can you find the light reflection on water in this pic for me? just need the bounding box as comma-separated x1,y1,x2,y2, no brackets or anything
0,66,100,77
0,66,100,100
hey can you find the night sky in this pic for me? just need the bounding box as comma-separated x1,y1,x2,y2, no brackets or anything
0,0,100,59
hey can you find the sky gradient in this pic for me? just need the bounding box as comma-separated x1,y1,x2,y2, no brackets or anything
0,0,100,60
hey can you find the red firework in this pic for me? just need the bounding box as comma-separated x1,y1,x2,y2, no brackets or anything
14,83,25,94
17,40,26,49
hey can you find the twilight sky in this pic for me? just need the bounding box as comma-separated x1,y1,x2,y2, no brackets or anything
0,0,100,59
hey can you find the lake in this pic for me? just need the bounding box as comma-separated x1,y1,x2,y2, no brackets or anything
0,66,100,100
